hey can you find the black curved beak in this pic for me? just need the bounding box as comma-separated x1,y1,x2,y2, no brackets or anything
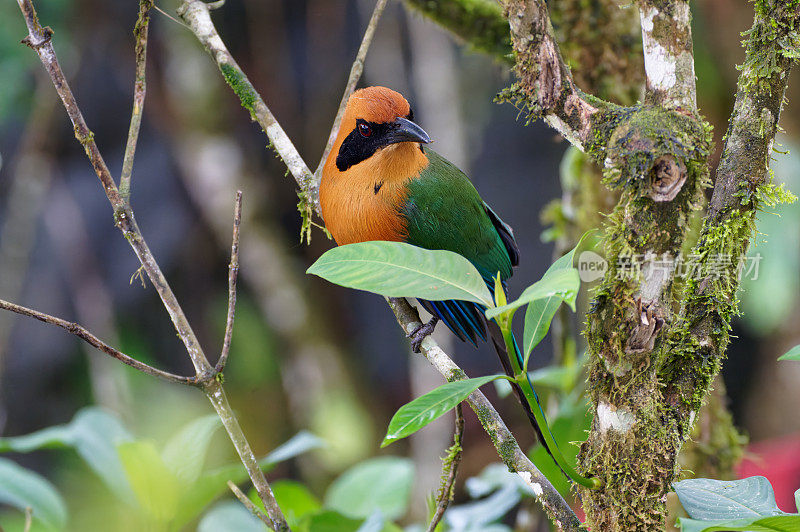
386,117,431,145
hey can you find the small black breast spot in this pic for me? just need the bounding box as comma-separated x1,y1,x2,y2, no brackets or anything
374,182,383,194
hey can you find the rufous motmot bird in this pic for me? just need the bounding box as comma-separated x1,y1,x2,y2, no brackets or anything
320,86,558,467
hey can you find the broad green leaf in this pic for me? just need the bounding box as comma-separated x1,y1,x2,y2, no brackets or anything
521,235,588,361
778,345,800,361
172,431,324,527
485,269,579,320
197,501,265,532
674,476,784,520
381,376,504,447
269,480,321,528
0,407,134,501
118,441,180,524
308,242,493,306
324,457,413,520
528,365,580,392
260,431,326,466
0,457,67,530
162,414,221,485
678,515,800,532
522,297,562,361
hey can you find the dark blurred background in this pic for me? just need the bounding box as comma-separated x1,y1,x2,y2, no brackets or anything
1,0,799,528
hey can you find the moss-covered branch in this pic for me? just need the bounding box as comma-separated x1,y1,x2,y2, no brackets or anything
403,0,512,64
661,0,800,434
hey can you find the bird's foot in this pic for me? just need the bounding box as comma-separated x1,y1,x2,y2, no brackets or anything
407,316,439,353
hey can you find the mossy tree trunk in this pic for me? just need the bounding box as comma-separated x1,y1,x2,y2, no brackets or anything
408,0,799,529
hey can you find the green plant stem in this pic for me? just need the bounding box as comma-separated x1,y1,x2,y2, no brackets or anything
497,316,600,490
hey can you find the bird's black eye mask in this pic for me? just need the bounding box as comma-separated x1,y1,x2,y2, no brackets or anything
336,119,392,171
336,109,428,171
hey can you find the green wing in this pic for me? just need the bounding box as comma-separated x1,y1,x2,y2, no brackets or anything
401,149,518,284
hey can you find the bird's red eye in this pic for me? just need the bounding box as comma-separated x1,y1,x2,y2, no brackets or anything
358,123,372,137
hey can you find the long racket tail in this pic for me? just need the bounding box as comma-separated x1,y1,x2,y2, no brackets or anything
487,320,568,479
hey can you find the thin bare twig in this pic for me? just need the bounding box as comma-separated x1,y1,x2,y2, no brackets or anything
216,190,242,374
0,298,196,385
23,507,32,532
15,2,289,529
228,480,273,528
16,0,209,376
426,403,464,532
120,0,153,200
314,0,389,180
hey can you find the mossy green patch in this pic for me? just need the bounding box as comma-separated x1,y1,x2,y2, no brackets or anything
738,0,800,94
220,63,258,119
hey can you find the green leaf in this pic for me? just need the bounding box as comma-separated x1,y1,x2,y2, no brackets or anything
795,488,800,513
678,515,800,532
161,414,221,485
197,501,265,532
0,407,134,501
307,242,493,307
299,510,363,532
381,376,504,447
172,431,324,527
522,297,562,360
527,365,574,391
778,345,800,361
118,441,180,524
260,431,326,466
270,480,321,528
674,476,785,520
521,236,587,361
0,457,67,530
324,457,413,520
485,268,580,320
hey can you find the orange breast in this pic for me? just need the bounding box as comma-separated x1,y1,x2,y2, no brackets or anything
320,143,429,245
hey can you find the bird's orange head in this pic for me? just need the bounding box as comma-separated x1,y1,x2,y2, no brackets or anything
325,86,431,173
320,87,431,245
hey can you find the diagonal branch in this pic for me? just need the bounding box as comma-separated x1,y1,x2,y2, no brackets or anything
175,0,316,209
499,0,610,151
0,299,196,386
216,190,242,374
120,0,153,200
228,480,272,528
662,0,800,429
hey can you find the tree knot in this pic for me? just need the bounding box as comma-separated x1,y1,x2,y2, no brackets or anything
625,298,664,354
21,26,53,50
649,155,687,201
